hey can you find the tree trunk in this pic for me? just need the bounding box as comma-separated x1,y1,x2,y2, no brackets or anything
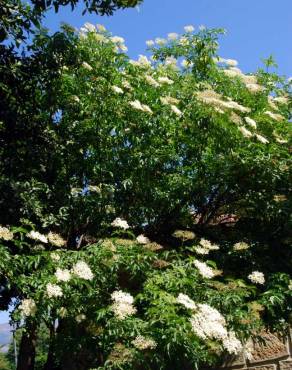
44,324,56,370
17,323,37,370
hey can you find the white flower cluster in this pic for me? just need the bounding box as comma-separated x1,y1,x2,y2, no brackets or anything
136,234,150,244
195,89,251,114
111,290,137,320
72,261,94,280
112,85,123,94
170,105,182,116
111,217,130,230
129,100,153,114
75,313,86,323
27,230,48,244
233,242,249,251
157,76,174,85
248,271,265,285
0,226,13,240
19,298,36,317
194,260,215,279
222,67,264,93
184,25,195,33
177,295,242,354
239,126,253,138
50,252,61,261
244,116,257,129
264,110,284,122
46,283,63,298
145,75,160,87
146,40,155,47
255,134,269,144
55,268,71,282
195,238,219,255
132,335,157,350
177,293,197,310
191,303,242,354
82,61,93,71
47,232,66,247
155,37,167,46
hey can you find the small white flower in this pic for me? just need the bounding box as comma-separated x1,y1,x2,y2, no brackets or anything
146,40,155,47
112,302,137,319
155,37,167,46
255,134,269,144
168,32,178,40
136,234,150,244
119,44,128,52
122,80,132,90
137,55,151,66
82,62,93,71
96,24,106,32
170,105,182,116
222,331,243,355
195,247,210,255
71,95,80,103
110,36,125,44
233,242,249,251
19,298,36,317
111,290,137,319
142,104,153,114
46,283,63,298
55,268,71,282
132,335,157,350
244,117,257,129
194,260,215,279
179,36,189,46
225,59,238,67
198,25,206,31
59,307,67,318
177,293,197,310
111,217,130,229
145,75,160,87
75,314,86,323
72,261,94,280
273,96,288,104
84,22,96,32
165,56,177,68
184,25,195,33
158,76,174,85
111,290,134,304
129,100,144,111
112,85,123,94
27,231,48,244
0,226,13,241
248,271,265,285
264,110,284,121
238,126,253,138
47,232,66,247
50,252,60,262
246,83,265,93
199,238,219,251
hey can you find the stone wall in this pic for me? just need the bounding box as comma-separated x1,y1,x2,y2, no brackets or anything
208,330,292,370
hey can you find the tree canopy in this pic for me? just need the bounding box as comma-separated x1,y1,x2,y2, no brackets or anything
0,22,291,370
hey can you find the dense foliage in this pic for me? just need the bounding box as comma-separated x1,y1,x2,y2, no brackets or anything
0,23,291,370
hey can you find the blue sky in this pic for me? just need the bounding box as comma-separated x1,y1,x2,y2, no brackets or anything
0,0,291,325
42,0,292,76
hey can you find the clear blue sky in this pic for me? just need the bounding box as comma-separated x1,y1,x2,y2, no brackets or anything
42,0,292,76
0,0,291,325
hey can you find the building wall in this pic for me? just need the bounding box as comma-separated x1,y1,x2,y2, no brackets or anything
207,330,292,370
